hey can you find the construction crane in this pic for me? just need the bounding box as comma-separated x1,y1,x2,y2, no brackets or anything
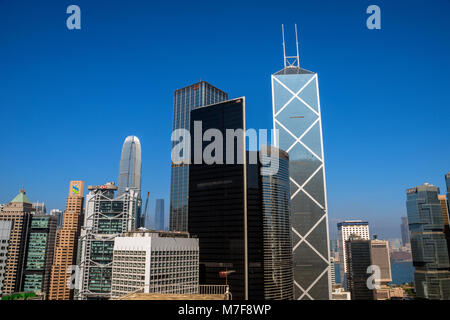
141,192,150,228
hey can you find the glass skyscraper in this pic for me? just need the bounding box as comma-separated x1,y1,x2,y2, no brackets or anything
169,81,228,232
271,29,331,299
400,216,410,247
406,183,450,300
154,199,165,231
188,98,293,300
118,136,142,196
260,146,294,300
22,214,57,295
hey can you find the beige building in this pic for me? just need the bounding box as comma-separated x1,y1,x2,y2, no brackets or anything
0,189,34,294
374,286,405,300
370,240,392,285
331,287,351,300
48,181,84,300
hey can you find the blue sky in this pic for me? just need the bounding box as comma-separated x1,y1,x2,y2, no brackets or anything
0,0,449,238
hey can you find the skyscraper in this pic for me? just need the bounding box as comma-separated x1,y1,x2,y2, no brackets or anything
154,199,165,231
271,25,331,299
50,209,64,229
0,220,12,295
345,237,373,300
0,189,33,294
400,216,410,247
188,98,293,300
406,183,450,300
260,146,294,300
77,182,138,300
370,239,392,286
118,136,142,196
337,221,370,289
170,81,228,232
48,180,85,300
22,214,57,296
188,98,249,300
438,195,450,258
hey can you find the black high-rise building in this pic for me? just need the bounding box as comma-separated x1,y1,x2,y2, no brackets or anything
188,97,249,300
188,98,293,300
345,238,373,300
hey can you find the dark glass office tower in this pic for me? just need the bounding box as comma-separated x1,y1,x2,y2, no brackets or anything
170,81,228,232
345,238,373,300
188,98,248,299
188,99,293,300
406,183,450,300
22,214,57,296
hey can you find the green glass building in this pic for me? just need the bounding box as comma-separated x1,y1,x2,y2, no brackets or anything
22,214,57,296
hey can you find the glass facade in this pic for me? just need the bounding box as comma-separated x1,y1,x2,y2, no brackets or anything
188,98,248,299
118,136,142,196
170,81,228,232
272,66,331,300
345,239,373,300
406,184,450,299
155,199,165,230
261,147,294,300
401,216,410,247
22,215,57,295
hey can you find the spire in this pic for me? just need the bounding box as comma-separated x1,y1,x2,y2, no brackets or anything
282,24,300,68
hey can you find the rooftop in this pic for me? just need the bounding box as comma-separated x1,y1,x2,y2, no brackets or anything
273,66,314,76
10,189,31,204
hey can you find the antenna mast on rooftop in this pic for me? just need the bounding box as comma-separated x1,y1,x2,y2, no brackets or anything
282,24,300,68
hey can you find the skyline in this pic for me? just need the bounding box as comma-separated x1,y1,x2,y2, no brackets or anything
1,0,450,239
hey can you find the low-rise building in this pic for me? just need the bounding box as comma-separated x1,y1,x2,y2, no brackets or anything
331,287,351,300
374,286,405,300
111,229,199,299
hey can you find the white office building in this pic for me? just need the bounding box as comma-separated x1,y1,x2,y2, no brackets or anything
111,230,199,298
337,220,370,288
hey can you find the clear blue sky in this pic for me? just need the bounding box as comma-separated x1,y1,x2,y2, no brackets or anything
0,0,449,238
